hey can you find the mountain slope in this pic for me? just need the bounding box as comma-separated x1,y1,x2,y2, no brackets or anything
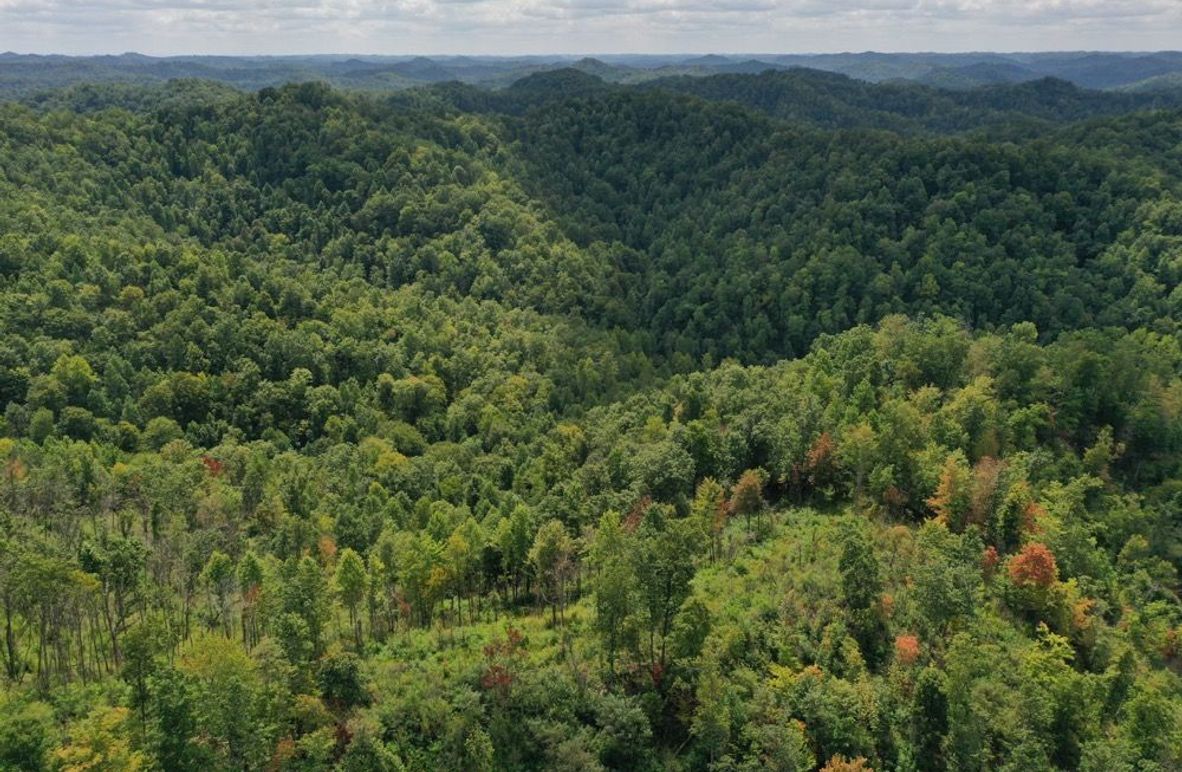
0,76,1181,772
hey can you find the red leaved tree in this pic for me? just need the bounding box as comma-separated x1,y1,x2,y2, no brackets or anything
1008,543,1058,588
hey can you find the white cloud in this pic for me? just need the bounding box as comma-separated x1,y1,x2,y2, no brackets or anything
0,0,1179,54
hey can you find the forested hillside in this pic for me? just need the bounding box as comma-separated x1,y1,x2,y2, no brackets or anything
1,74,1181,771
641,70,1182,132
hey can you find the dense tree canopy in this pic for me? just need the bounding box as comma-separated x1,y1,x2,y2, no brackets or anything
0,72,1180,770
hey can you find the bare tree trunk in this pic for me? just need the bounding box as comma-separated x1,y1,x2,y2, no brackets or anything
37,611,48,691
3,600,19,681
101,593,121,669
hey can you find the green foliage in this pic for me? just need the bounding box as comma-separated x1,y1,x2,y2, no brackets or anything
316,649,369,710
0,694,55,771
0,73,1180,770
529,519,575,624
177,634,275,768
913,666,950,771
338,726,405,772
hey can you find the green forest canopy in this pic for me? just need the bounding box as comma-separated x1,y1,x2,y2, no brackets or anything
0,73,1181,770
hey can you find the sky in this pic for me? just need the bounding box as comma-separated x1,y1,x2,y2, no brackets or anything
0,0,1180,56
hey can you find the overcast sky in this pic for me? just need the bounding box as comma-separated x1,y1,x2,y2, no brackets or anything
1,0,1180,56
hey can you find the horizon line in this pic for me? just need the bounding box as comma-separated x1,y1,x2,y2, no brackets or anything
3,48,1182,59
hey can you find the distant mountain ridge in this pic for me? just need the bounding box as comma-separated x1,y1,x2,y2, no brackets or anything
391,65,1181,137
3,51,1182,99
636,68,1182,132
